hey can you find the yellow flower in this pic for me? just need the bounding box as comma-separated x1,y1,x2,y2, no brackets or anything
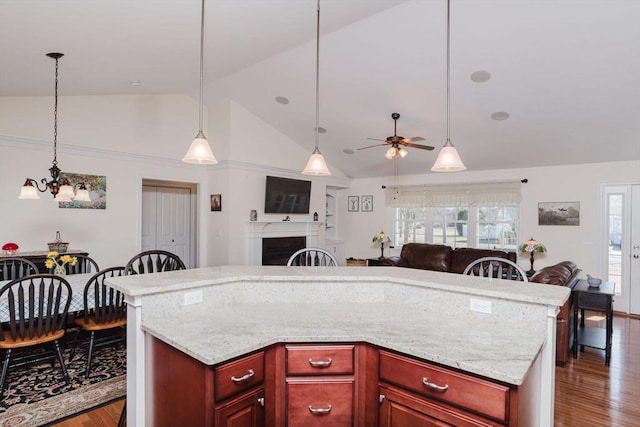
47,251,59,258
44,259,54,269
46,252,78,272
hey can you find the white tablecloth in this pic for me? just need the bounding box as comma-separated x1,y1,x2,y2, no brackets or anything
0,273,93,322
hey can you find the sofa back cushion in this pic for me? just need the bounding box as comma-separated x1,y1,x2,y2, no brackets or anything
397,243,453,272
530,261,579,287
450,248,517,274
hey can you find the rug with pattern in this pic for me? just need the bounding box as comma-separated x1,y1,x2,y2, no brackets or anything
0,336,126,427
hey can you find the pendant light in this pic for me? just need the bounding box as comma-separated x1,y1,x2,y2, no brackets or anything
431,0,466,172
182,0,218,165
302,0,331,176
19,53,90,201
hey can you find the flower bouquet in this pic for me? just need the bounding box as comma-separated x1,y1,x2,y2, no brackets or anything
44,251,77,277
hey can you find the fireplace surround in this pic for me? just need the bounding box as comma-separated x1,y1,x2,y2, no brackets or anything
245,221,323,265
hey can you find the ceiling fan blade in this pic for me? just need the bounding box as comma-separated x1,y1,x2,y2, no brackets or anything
404,142,435,151
367,137,387,142
402,136,425,143
357,143,388,150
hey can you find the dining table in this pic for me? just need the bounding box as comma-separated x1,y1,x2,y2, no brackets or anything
0,272,94,322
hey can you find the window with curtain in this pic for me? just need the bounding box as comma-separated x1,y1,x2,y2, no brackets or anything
388,181,521,251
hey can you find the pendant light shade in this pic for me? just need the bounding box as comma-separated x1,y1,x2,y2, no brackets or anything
431,0,466,173
302,0,331,176
182,0,218,165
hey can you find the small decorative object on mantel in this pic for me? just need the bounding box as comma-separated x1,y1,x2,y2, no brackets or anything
283,215,291,221
586,274,602,288
250,209,257,221
45,251,77,277
519,237,547,276
2,242,19,255
372,231,392,259
47,230,69,253
313,212,318,221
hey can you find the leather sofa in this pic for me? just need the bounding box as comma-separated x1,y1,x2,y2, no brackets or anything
386,243,579,366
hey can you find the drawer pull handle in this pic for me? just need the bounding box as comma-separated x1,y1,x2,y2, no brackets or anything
308,404,332,415
422,377,449,391
231,369,255,383
308,357,333,368
258,397,265,407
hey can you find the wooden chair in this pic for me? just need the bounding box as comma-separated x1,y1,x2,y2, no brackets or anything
57,255,100,275
287,247,338,267
125,250,186,275
0,274,72,395
70,267,127,378
463,257,528,282
0,257,39,281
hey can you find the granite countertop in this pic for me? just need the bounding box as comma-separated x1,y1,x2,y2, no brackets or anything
108,266,570,386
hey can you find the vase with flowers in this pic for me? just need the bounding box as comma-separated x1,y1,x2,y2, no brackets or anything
44,251,77,277
372,231,392,259
519,237,546,276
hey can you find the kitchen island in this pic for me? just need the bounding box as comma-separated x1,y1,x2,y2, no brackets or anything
108,265,570,427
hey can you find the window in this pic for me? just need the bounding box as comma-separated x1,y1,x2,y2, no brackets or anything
393,205,519,251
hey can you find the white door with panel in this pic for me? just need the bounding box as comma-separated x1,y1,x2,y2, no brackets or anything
603,184,640,314
142,185,191,268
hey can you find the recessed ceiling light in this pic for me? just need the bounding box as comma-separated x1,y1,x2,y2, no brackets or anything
491,111,510,121
129,80,141,86
343,149,354,155
315,127,327,134
470,70,491,83
275,96,289,104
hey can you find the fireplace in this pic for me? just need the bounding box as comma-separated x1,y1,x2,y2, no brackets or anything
245,221,323,265
262,236,306,265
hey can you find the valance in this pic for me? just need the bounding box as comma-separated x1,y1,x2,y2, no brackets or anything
385,180,522,207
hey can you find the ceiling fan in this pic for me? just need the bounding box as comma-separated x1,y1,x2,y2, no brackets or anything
358,112,434,159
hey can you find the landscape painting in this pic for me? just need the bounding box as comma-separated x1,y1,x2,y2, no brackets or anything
538,201,579,226
59,172,107,209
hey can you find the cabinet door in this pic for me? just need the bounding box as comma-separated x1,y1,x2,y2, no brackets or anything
287,378,354,427
215,388,265,427
379,386,498,427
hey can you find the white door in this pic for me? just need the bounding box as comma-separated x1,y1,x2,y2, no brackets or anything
142,184,192,268
603,184,640,314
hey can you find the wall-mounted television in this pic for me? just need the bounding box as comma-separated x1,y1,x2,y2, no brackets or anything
264,175,311,214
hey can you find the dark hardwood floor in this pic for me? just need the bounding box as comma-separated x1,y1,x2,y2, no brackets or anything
53,313,639,427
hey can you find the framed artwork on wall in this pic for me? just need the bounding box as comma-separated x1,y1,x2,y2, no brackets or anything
538,201,579,226
361,195,373,212
348,196,359,212
58,172,107,209
210,194,222,211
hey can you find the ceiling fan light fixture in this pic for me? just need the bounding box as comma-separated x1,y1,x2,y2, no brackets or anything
302,147,331,175
182,0,218,165
398,147,408,158
385,147,396,159
431,139,466,172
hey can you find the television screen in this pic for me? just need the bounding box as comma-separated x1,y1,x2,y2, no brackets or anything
264,176,311,214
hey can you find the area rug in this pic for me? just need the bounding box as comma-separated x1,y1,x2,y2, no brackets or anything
0,341,126,427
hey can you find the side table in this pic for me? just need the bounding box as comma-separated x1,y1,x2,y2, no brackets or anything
572,279,614,366
366,257,390,267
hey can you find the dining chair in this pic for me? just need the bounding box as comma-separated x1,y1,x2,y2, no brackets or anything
0,274,72,395
58,255,100,275
124,250,186,275
70,266,127,378
0,257,39,281
463,257,528,282
287,247,338,267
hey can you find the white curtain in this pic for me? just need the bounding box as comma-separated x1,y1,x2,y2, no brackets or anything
385,180,522,207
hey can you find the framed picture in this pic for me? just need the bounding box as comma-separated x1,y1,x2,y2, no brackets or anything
58,172,107,210
538,201,579,226
361,195,373,212
348,196,359,212
210,194,222,212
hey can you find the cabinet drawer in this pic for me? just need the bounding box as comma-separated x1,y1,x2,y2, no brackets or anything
286,344,354,375
379,351,510,423
287,378,354,427
576,292,610,311
215,351,264,402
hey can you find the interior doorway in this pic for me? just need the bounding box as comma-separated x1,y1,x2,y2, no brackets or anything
141,179,197,268
603,184,640,314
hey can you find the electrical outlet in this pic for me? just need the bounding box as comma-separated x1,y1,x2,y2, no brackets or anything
183,290,203,306
469,298,492,314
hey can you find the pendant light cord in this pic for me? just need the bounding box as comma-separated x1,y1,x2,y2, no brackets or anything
446,0,451,143
53,55,59,166
198,0,205,133
314,0,320,151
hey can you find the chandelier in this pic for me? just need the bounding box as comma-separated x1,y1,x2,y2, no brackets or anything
18,53,90,202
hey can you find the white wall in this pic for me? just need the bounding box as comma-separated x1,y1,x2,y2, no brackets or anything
339,160,640,276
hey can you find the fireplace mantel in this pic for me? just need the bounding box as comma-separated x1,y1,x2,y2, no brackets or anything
245,221,323,265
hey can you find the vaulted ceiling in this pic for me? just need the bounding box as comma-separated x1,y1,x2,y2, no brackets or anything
2,0,639,178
